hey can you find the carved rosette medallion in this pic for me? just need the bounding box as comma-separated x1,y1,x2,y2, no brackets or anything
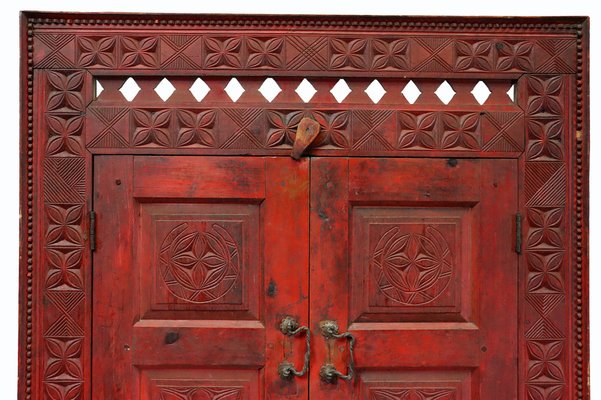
159,222,240,304
372,225,453,305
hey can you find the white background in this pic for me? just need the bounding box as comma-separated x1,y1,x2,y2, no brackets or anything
0,0,598,398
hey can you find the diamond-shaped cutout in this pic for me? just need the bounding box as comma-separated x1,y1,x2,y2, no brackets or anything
119,77,141,102
295,79,317,103
507,84,516,102
365,80,386,104
401,80,421,104
155,78,176,102
331,79,352,103
189,78,210,102
224,78,245,102
471,81,491,105
258,78,282,102
435,80,456,105
95,80,104,98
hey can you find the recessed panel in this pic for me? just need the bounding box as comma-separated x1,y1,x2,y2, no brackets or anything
140,368,260,400
359,369,474,399
351,206,476,323
138,202,261,321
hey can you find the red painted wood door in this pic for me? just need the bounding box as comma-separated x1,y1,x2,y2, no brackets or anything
93,155,518,399
310,158,518,399
20,13,590,400
93,156,310,399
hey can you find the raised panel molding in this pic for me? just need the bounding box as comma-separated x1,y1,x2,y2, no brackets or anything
21,13,589,400
137,202,260,320
351,206,471,323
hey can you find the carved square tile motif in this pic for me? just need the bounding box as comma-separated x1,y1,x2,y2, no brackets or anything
351,206,474,322
137,203,261,321
369,222,456,307
140,368,258,400
359,369,471,400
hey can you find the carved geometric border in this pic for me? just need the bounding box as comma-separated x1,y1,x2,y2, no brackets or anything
522,74,570,400
32,32,579,74
20,13,589,400
84,106,525,155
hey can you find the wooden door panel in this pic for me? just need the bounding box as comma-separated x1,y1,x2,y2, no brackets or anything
93,156,135,399
133,157,266,199
309,157,352,399
310,157,518,399
348,158,482,202
131,322,265,366
352,325,481,368
21,13,590,400
93,156,309,399
359,370,473,399
137,202,261,320
140,369,259,400
351,206,475,322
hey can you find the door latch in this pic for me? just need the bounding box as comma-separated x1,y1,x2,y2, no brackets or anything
291,117,320,160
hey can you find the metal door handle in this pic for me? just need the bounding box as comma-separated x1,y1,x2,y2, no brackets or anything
319,320,356,383
278,316,311,380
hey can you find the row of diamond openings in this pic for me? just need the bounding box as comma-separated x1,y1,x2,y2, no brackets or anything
97,76,515,106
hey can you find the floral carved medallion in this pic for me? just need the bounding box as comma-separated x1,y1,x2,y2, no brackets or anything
372,225,453,306
159,222,240,304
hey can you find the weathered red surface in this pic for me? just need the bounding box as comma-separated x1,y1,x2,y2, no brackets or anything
20,12,589,399
310,158,518,398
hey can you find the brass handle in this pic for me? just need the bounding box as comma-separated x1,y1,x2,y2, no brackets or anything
319,320,356,383
278,316,311,380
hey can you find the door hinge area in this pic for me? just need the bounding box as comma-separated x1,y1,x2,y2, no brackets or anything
515,212,522,254
89,210,96,252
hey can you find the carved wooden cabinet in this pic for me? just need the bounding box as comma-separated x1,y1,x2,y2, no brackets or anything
19,13,589,399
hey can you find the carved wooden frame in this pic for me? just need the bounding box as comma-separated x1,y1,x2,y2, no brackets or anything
19,12,589,399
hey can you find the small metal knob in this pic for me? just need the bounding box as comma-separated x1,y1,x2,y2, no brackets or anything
280,316,300,336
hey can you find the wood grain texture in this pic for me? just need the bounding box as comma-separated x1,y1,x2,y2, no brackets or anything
311,158,518,398
20,12,589,400
93,156,309,399
520,74,572,400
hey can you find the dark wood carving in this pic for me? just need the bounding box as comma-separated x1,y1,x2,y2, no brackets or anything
33,30,578,74
36,69,91,400
521,74,571,400
20,13,589,400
